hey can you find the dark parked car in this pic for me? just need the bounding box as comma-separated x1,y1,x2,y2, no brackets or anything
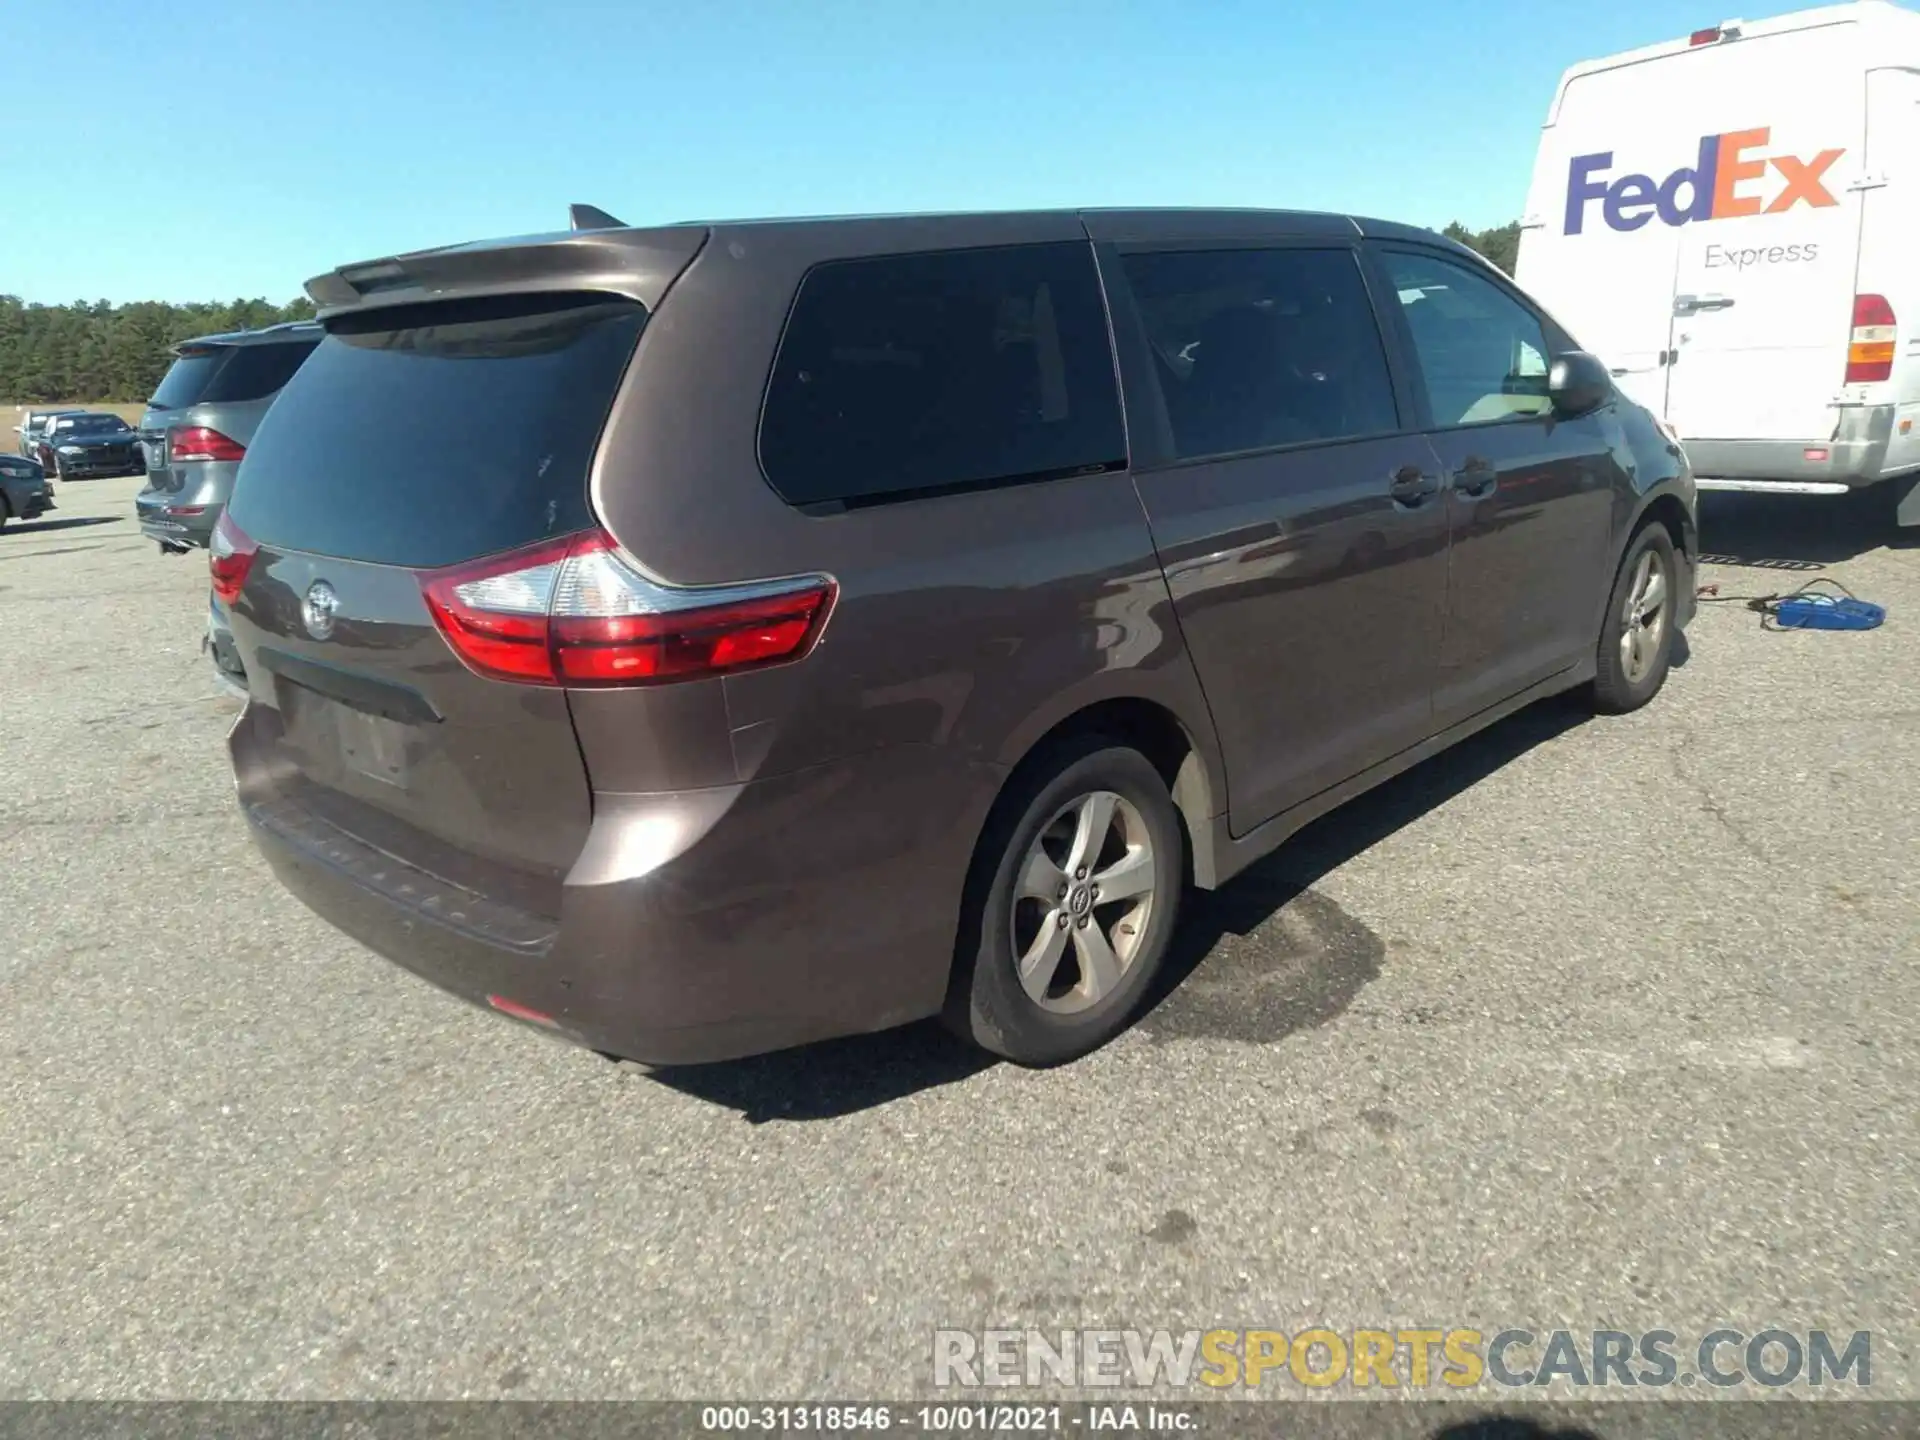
136,322,321,553
217,206,1697,1068
0,454,55,528
36,412,142,478
14,408,84,458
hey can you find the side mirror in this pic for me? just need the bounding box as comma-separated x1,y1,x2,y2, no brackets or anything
1549,350,1614,418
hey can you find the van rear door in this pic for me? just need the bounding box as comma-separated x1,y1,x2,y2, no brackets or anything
1663,28,1867,443
1518,78,1684,416
1519,17,1869,442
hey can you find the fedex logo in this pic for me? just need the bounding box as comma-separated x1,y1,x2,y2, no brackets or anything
1566,129,1845,235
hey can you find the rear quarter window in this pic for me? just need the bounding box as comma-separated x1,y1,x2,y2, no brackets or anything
757,241,1126,508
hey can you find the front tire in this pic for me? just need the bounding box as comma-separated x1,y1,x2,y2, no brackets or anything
1591,521,1678,715
945,738,1185,1066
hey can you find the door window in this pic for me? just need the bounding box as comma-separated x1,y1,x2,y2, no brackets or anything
1379,250,1553,427
1117,246,1400,461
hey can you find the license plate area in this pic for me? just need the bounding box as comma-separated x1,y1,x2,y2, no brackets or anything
280,681,412,790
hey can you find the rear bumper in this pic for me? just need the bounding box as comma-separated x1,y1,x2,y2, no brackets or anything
230,705,999,1065
136,489,219,547
56,453,144,477
206,599,248,695
1684,405,1893,493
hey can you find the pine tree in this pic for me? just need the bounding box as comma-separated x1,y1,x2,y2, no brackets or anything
0,298,316,402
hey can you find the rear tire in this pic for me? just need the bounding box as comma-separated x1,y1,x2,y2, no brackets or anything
1591,521,1678,715
1891,472,1920,530
944,738,1185,1066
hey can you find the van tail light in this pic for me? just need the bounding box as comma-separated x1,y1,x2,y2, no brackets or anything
170,425,247,462
209,512,258,603
1689,26,1721,45
418,528,837,688
1846,294,1896,383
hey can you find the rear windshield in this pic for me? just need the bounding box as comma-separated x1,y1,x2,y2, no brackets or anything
227,294,645,569
148,338,319,409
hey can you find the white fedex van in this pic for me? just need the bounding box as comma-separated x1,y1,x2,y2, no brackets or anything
1516,0,1920,527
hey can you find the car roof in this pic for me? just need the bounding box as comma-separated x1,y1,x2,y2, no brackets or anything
306,207,1475,319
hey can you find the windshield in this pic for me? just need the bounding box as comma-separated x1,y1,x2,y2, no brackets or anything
61,416,130,435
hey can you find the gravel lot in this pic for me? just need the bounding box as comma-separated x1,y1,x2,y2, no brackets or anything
1,473,1915,1402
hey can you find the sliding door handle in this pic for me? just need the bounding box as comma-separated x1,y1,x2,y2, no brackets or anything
1389,466,1440,507
1454,460,1499,499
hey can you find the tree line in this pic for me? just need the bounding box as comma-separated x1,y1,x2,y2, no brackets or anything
1,220,1519,403
0,295,316,404
1441,220,1521,276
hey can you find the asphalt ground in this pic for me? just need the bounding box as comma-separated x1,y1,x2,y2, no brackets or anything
0,473,1914,1403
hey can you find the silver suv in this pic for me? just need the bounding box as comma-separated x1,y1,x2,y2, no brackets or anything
135,323,320,553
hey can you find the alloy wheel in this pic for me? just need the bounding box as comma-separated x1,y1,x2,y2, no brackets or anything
1619,547,1670,685
1009,789,1157,1015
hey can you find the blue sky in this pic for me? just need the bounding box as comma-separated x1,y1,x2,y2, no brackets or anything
4,0,1783,304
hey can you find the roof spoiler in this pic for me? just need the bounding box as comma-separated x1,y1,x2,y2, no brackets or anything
302,224,710,321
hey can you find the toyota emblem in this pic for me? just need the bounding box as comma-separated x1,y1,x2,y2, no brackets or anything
302,579,340,641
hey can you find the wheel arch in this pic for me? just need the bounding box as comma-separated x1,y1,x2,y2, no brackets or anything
1633,486,1696,563
970,688,1226,909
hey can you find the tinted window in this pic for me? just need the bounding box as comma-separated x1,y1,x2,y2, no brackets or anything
1118,247,1400,462
227,294,644,569
758,242,1125,507
200,340,318,403
148,339,318,409
148,351,225,409
62,415,129,434
1378,250,1551,427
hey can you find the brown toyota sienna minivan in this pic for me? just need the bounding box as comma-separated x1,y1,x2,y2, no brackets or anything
218,207,1696,1067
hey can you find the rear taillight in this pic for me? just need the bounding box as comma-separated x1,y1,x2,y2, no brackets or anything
1846,294,1896,383
169,425,246,462
209,512,258,603
418,529,837,688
